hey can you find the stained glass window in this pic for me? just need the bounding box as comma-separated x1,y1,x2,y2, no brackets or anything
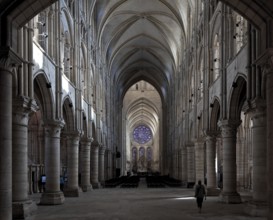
133,125,152,144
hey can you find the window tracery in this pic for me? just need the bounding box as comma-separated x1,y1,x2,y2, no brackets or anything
133,125,152,144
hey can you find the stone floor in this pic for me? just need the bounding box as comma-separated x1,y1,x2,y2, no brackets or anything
28,183,266,220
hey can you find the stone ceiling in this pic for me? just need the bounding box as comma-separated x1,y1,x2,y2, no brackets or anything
95,0,196,101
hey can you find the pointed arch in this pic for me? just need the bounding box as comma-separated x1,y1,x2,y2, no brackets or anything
210,97,221,131
34,72,55,120
228,75,247,121
62,96,75,132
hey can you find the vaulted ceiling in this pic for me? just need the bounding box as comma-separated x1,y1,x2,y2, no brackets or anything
93,0,196,102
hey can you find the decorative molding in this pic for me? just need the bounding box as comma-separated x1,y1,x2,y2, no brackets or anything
0,47,23,72
255,48,273,76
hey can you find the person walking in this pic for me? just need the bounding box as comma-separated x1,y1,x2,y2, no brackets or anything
195,180,206,213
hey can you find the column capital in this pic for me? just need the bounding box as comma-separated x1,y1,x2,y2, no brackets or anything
205,135,216,144
204,130,220,138
255,48,273,76
0,47,23,72
99,146,106,155
13,96,38,114
63,131,81,140
80,138,92,145
12,96,38,125
245,98,266,114
218,119,241,138
91,140,100,150
43,120,65,138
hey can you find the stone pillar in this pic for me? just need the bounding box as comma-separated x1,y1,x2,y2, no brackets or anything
91,141,100,188
0,48,22,220
178,149,182,181
40,120,65,205
206,135,220,196
256,49,273,219
248,107,267,216
99,146,106,185
194,140,205,184
186,144,195,185
181,147,187,184
108,150,112,178
80,139,92,192
218,120,241,203
266,69,273,220
12,97,37,219
64,132,80,197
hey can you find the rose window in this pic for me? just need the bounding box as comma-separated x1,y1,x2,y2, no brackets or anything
133,125,152,144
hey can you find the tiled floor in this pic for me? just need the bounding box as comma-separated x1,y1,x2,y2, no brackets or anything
28,185,266,220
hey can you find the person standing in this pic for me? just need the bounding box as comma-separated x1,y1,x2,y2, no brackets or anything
195,180,206,213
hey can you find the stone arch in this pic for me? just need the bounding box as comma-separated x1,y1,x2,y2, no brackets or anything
228,75,247,121
197,112,203,138
91,121,97,142
210,97,221,131
34,72,54,120
82,111,88,139
62,96,75,132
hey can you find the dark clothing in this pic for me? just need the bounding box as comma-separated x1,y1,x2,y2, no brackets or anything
197,197,204,208
195,184,206,211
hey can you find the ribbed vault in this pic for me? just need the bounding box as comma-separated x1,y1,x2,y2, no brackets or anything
94,0,196,101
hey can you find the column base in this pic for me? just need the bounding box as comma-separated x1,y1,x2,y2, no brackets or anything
40,191,65,205
64,187,81,197
219,191,242,204
207,187,221,196
92,182,101,189
246,200,267,217
12,200,37,219
81,184,93,192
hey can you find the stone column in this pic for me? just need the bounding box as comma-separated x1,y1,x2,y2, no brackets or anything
186,144,195,185
0,48,22,220
248,107,267,216
80,139,92,192
266,68,273,220
218,120,241,203
40,120,65,205
91,141,100,188
206,135,220,196
12,97,37,219
256,49,273,219
108,150,112,178
194,140,205,184
181,147,187,183
64,132,80,197
178,149,182,181
99,146,106,185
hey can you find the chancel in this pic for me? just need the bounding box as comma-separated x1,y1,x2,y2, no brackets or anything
0,0,273,220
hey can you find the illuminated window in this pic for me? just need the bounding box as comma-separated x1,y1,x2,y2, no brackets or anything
133,125,152,144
